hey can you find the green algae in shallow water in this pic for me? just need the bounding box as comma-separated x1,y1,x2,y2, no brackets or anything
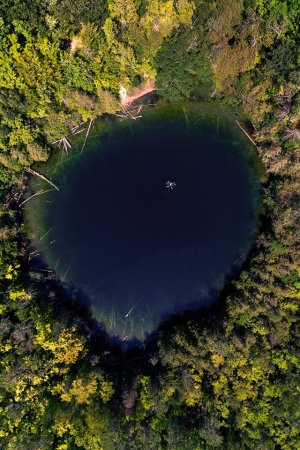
25,102,264,340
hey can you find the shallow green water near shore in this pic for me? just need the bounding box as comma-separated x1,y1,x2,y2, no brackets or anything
26,102,263,339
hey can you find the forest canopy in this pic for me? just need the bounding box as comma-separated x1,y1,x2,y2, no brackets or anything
0,0,299,449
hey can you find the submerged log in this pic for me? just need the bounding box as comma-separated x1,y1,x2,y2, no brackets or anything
19,188,54,207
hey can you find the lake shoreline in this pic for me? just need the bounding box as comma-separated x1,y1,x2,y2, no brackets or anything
25,102,263,340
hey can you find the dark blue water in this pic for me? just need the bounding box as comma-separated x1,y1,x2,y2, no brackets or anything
26,103,262,339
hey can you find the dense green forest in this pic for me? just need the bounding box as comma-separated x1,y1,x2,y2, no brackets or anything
0,0,299,448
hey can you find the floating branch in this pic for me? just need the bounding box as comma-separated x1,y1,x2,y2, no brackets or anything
235,120,257,148
27,168,59,191
125,304,137,318
39,226,53,241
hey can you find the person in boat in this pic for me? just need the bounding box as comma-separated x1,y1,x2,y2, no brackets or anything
166,180,176,190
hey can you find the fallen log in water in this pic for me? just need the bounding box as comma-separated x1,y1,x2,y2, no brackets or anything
235,120,257,148
19,188,54,207
27,168,59,191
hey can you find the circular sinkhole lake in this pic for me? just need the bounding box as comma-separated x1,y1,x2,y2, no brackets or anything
26,102,263,340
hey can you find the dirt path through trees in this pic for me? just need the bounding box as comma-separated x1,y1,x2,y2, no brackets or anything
120,80,156,107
